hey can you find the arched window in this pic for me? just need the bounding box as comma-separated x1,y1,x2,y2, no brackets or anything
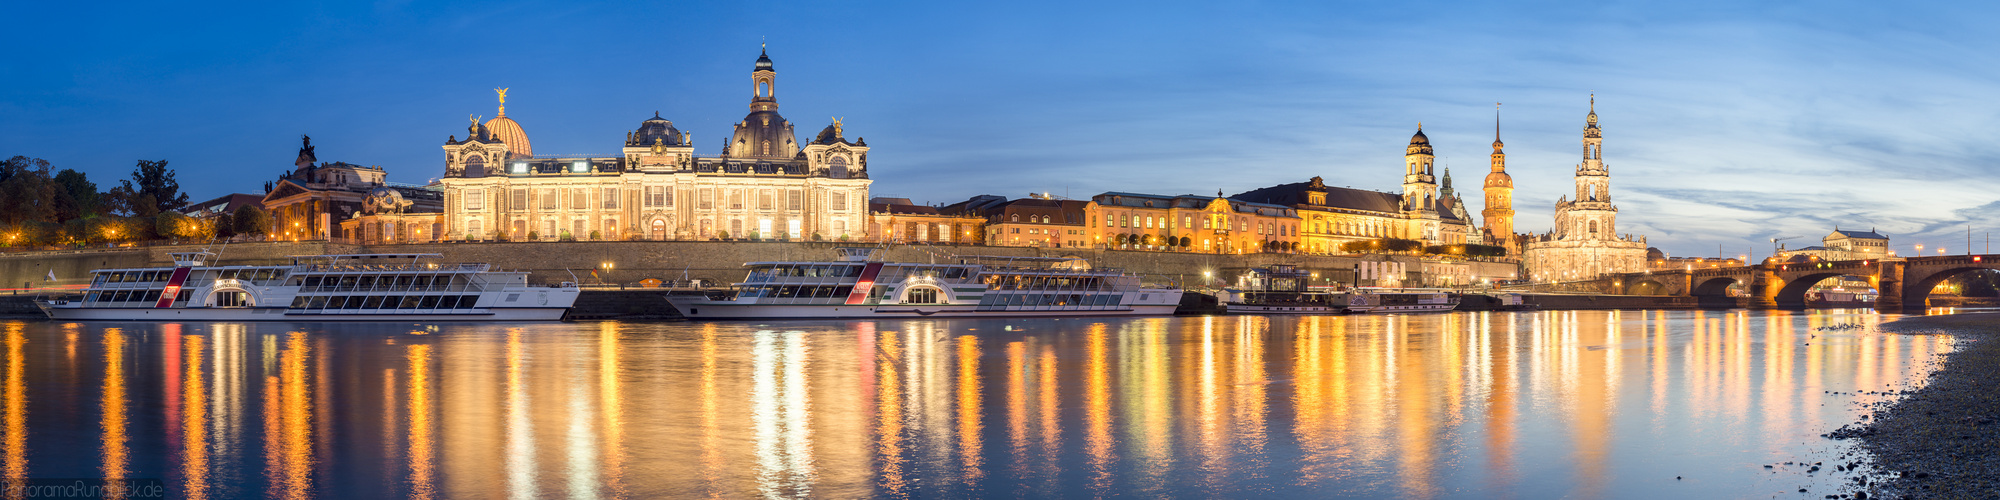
828,156,848,179
1588,220,1599,235
464,155,486,178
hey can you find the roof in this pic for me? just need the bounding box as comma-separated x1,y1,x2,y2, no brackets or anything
1830,229,1888,240
1231,181,1403,214
183,193,264,216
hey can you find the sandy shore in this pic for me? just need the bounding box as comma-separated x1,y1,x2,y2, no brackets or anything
1847,313,2000,498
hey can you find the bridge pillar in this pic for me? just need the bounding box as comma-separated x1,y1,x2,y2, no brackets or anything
1876,260,1905,311
1747,264,1780,309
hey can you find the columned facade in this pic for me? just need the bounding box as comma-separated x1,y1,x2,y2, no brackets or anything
438,48,872,242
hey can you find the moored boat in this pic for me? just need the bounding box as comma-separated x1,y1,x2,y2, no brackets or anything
38,252,579,321
664,248,1183,319
1341,288,1461,313
1222,265,1341,314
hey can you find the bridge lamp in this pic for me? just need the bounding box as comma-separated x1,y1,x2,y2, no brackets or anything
1939,248,1947,255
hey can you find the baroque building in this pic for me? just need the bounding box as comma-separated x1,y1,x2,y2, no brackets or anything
264,135,441,240
437,47,871,241
1775,228,1891,262
1523,97,1648,281
1231,126,1477,254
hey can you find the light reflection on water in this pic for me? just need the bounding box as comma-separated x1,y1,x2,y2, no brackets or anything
0,310,1952,498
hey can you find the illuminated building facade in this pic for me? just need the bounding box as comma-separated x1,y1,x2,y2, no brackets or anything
1229,127,1479,254
264,136,442,240
1523,97,1648,281
1087,192,1301,253
438,47,872,241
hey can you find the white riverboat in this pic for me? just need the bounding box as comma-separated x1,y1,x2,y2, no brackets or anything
665,248,1183,319
1340,288,1461,314
38,252,579,321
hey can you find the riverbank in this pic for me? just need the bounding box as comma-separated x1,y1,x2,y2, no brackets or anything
1847,313,2000,498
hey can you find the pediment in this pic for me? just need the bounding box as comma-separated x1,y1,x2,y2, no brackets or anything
264,180,313,202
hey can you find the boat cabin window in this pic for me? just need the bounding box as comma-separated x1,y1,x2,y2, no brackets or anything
905,288,941,304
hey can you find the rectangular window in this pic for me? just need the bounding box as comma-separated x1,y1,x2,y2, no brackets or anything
605,219,618,238
1120,215,1128,228
645,186,666,208
759,190,773,210
602,187,618,209
1183,216,1191,228
511,189,528,211
540,189,557,210
570,188,587,210
731,190,744,210
788,190,801,211
662,187,673,207
830,190,847,211
466,189,484,210
699,188,714,209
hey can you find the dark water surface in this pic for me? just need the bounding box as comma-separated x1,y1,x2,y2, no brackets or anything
0,310,1949,498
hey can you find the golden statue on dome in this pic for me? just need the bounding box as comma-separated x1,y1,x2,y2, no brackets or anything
494,87,509,116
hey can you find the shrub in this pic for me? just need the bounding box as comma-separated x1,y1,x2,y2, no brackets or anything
589,230,601,240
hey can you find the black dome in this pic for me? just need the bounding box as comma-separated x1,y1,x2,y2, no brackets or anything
634,112,683,146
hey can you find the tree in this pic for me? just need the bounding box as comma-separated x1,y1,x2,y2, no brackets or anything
156,211,201,240
213,212,236,239
52,169,101,219
231,205,272,236
716,230,730,240
110,159,189,217
0,156,60,225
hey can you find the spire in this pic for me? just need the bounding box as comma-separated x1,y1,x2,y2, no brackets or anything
1492,102,1505,151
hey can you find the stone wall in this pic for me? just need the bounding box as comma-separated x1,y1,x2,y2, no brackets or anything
0,241,1524,290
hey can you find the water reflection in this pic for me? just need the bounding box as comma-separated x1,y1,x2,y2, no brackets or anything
0,311,1961,498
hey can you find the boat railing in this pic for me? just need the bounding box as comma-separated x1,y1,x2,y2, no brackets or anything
294,263,489,273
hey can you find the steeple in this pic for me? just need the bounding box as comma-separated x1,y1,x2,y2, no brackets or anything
1483,102,1516,252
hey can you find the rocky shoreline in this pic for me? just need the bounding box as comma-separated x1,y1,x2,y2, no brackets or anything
1844,313,2000,498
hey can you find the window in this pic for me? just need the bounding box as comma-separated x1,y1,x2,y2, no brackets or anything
602,187,619,209
1184,216,1192,228
542,220,555,239
570,188,587,210
759,190,773,210
465,155,485,177
699,188,713,209
788,220,802,239
465,189,484,210
467,219,482,239
540,189,557,210
645,186,666,208
730,190,744,210
830,191,848,211
757,219,772,238
572,161,589,173
1120,215,1128,228
1146,216,1154,229
833,220,846,237
511,189,528,210
788,190,801,211
730,219,743,236
605,219,617,238
573,219,585,238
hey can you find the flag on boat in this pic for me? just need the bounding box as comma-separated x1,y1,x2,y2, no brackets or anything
44,269,55,282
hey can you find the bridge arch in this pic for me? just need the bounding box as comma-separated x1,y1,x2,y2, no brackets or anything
1906,267,1997,310
1773,272,1873,309
1692,276,1742,308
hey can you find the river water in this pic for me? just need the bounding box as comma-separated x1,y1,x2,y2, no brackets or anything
0,310,1950,498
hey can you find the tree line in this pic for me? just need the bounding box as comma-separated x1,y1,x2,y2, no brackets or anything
0,156,272,247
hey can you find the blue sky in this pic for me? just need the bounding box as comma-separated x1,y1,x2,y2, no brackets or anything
4,1,1997,259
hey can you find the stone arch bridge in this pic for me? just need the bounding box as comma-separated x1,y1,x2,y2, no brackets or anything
1522,255,1998,311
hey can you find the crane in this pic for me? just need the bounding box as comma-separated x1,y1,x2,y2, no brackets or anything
1769,235,1803,259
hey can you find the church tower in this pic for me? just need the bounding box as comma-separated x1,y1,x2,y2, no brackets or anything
1482,106,1515,252
1402,125,1437,213
1558,95,1617,240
